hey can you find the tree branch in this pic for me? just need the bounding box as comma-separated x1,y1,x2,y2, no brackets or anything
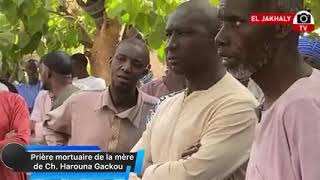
76,0,86,7
76,0,105,29
47,10,74,20
47,9,94,48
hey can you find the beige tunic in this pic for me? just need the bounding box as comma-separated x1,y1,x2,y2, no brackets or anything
132,73,259,180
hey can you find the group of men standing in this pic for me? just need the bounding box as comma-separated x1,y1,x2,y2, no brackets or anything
1,0,320,180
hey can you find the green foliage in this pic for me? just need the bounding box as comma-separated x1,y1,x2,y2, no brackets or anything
105,0,179,63
304,0,320,39
0,0,49,78
105,0,223,63
106,0,319,62
0,0,94,79
0,0,319,78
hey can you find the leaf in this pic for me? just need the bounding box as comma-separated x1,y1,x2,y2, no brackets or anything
81,12,96,37
1,56,10,74
27,8,48,34
156,43,166,63
64,26,79,48
0,51,3,70
147,12,158,26
135,13,149,33
48,19,54,27
46,35,62,51
2,53,16,72
1,1,19,24
22,0,37,16
120,13,130,23
36,40,46,57
13,0,24,7
0,32,15,49
147,18,166,49
45,0,58,10
148,30,165,49
105,0,125,18
124,0,141,23
142,0,153,9
17,32,30,48
21,31,42,54
209,0,219,6
0,16,12,32
158,0,179,14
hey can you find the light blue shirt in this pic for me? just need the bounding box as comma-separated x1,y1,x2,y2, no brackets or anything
15,82,42,111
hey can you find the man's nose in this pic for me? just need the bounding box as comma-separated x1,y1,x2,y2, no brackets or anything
166,34,178,52
215,27,229,47
120,60,132,73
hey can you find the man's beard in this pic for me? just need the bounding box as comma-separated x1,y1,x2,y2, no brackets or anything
228,63,257,81
229,42,272,81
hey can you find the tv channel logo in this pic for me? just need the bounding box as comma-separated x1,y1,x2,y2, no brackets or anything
292,10,315,32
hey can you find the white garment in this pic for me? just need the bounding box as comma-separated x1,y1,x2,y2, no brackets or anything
0,82,8,91
247,78,264,104
72,76,106,90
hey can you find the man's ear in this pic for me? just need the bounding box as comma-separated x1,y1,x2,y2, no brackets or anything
274,24,291,39
146,64,151,70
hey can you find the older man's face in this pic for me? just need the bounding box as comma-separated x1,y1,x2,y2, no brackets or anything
215,0,274,79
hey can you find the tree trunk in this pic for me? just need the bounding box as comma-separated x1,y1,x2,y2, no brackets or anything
76,0,121,85
88,18,121,85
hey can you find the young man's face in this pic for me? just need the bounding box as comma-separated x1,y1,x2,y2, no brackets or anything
111,42,148,91
215,0,274,79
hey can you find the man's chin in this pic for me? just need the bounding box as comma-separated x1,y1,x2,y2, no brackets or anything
113,82,135,91
221,56,242,68
228,65,255,81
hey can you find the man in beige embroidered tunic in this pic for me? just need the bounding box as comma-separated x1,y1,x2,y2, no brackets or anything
130,1,259,180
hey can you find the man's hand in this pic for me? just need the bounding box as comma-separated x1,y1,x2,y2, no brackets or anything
181,141,201,159
5,130,17,139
